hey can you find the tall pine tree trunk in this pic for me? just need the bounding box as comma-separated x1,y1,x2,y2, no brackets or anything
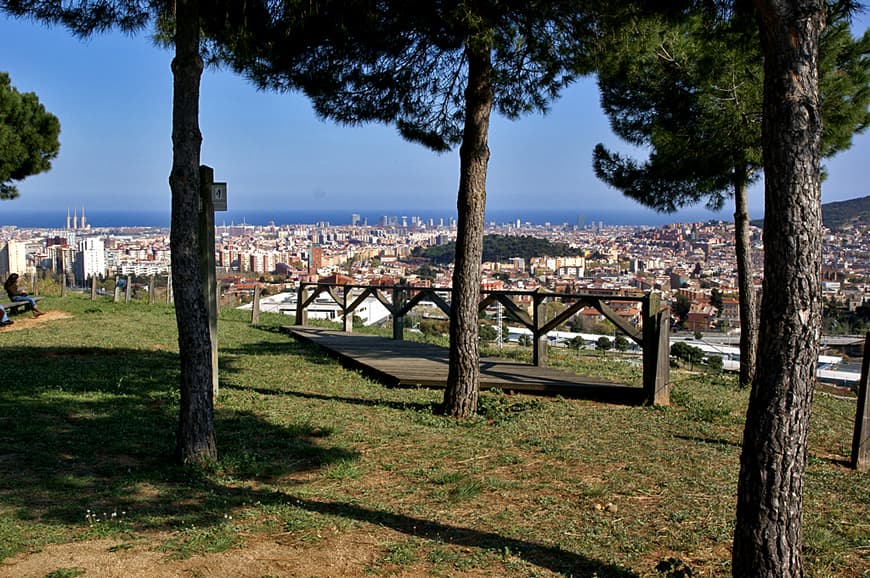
443,40,493,418
733,174,758,388
732,1,824,575
171,0,217,463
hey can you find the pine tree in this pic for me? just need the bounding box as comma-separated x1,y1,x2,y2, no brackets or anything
732,0,827,573
0,71,60,199
592,2,869,387
221,1,594,417
0,0,242,464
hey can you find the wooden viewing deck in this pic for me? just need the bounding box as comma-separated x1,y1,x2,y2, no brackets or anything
285,327,647,404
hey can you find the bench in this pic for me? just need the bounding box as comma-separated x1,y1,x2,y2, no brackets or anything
0,296,43,315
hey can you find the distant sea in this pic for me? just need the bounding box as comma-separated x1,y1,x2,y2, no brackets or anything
0,207,733,229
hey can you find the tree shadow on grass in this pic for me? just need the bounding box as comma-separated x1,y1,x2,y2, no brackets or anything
672,434,742,450
214,486,639,578
220,336,338,367
221,383,439,413
2,344,637,576
0,346,357,532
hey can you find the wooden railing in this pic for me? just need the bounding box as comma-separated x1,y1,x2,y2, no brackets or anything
295,282,670,405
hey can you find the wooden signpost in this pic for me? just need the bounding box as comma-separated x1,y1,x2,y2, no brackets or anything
199,165,226,399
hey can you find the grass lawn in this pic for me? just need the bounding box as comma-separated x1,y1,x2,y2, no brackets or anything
0,294,867,577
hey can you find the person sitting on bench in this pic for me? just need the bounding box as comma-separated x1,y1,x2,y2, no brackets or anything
0,304,11,327
4,273,43,318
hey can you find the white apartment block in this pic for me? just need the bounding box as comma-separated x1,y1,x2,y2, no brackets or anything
0,240,29,277
75,237,107,283
116,261,169,276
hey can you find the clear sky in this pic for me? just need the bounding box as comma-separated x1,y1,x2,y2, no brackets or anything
1,12,868,222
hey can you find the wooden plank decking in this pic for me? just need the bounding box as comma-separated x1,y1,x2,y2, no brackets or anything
284,327,646,404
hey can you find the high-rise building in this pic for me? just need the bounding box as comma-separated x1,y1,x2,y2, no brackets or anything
0,240,28,278
308,244,323,275
75,237,106,284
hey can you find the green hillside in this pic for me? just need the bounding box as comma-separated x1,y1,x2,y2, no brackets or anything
822,194,870,228
751,194,870,229
0,294,866,576
415,234,575,265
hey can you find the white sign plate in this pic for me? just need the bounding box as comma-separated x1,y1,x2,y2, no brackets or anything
211,182,227,211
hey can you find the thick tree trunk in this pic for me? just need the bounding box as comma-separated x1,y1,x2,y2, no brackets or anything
442,41,493,418
732,1,824,576
171,0,217,464
733,176,758,388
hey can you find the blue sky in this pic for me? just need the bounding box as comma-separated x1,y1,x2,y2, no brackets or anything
1,12,868,222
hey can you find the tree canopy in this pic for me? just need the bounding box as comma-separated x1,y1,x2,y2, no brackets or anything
219,1,593,151
592,1,869,211
213,0,597,418
0,72,60,199
591,2,869,387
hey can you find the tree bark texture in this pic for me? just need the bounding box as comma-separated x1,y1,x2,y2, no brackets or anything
171,0,217,464
732,2,824,576
443,41,493,418
733,177,758,388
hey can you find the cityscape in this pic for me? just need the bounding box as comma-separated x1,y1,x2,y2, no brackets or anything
0,206,867,345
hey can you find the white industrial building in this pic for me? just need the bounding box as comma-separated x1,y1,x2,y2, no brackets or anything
237,290,391,326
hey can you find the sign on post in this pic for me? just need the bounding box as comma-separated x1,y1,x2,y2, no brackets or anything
211,182,228,211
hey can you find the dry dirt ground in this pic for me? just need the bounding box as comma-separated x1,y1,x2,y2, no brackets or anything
0,527,504,578
1,309,72,331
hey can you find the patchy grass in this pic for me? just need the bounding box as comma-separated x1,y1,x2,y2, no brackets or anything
0,294,867,577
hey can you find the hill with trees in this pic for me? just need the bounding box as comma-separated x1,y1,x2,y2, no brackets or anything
751,194,870,229
821,194,870,229
413,235,576,266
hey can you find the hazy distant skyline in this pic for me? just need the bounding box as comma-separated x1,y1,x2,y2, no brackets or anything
1,12,868,223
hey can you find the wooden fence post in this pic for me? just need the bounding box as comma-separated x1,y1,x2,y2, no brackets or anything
125,274,132,303
58,251,66,297
642,293,670,406
295,284,309,325
533,292,548,367
392,286,405,341
851,332,870,471
149,276,156,304
343,288,353,333
91,275,97,300
251,284,261,325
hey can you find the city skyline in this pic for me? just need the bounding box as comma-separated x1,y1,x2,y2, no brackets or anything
1,13,868,223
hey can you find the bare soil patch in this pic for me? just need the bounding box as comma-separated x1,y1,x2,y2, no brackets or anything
1,309,72,331
0,526,507,578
